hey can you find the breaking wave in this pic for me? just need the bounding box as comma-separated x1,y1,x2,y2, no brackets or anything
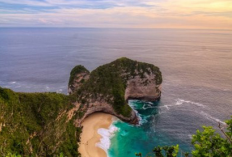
200,111,227,125
96,124,118,154
162,98,206,110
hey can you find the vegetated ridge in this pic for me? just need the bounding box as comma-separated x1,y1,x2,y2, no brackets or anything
0,87,82,157
68,57,162,125
0,57,162,156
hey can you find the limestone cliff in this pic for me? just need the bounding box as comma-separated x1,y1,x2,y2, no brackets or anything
68,57,162,125
0,57,162,156
125,71,162,102
68,65,90,94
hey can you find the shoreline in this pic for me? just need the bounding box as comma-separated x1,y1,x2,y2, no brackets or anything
78,113,114,157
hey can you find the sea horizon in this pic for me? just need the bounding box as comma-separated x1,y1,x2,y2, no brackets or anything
1,27,232,31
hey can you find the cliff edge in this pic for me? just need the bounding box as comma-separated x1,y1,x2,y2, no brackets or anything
0,57,162,156
68,57,162,125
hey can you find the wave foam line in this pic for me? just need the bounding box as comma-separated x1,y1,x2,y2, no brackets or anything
142,103,159,110
200,111,227,125
130,101,150,125
162,98,206,110
96,124,118,155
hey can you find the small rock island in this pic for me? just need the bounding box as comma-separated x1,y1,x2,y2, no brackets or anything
68,57,162,125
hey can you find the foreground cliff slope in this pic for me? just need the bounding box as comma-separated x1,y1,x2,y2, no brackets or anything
0,87,82,157
69,57,162,124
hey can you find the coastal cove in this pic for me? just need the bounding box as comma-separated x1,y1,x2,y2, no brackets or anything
79,98,228,157
0,28,232,156
0,57,163,156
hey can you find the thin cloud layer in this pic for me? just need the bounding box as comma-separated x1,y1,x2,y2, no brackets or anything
0,0,231,29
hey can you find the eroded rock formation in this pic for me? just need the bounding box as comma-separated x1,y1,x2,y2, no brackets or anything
125,72,162,102
68,57,162,125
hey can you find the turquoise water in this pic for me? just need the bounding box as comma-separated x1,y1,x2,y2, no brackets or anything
108,100,193,157
0,28,232,157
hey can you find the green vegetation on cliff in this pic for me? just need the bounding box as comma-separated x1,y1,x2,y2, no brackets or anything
1,57,230,157
0,87,82,157
68,65,90,86
0,57,163,156
74,57,162,117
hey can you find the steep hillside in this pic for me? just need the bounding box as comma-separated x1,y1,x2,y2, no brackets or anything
0,87,82,157
0,57,162,156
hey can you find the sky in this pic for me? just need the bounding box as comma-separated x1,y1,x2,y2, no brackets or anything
0,0,232,29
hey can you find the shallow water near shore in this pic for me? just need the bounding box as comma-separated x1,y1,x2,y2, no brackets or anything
108,100,195,156
0,28,232,156
107,97,230,156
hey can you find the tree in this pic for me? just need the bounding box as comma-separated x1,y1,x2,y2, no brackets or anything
135,145,179,157
192,117,232,157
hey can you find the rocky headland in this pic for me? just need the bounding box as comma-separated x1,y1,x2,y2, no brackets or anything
0,57,162,156
68,57,162,125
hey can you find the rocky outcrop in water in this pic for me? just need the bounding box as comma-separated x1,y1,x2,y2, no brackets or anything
68,57,162,125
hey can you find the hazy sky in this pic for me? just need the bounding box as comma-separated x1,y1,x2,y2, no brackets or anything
0,0,232,29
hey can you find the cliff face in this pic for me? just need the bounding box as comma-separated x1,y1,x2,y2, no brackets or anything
125,72,161,102
69,57,162,125
74,98,138,125
0,57,162,156
68,65,90,94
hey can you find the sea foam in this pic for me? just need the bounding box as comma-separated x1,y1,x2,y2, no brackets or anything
200,111,227,126
162,98,206,110
96,124,118,154
129,100,148,125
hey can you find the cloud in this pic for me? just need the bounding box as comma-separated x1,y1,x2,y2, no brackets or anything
0,0,51,7
0,0,232,29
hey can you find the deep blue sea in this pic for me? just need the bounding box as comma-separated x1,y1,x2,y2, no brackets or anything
0,28,232,156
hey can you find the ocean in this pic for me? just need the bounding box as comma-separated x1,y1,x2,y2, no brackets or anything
0,28,232,156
